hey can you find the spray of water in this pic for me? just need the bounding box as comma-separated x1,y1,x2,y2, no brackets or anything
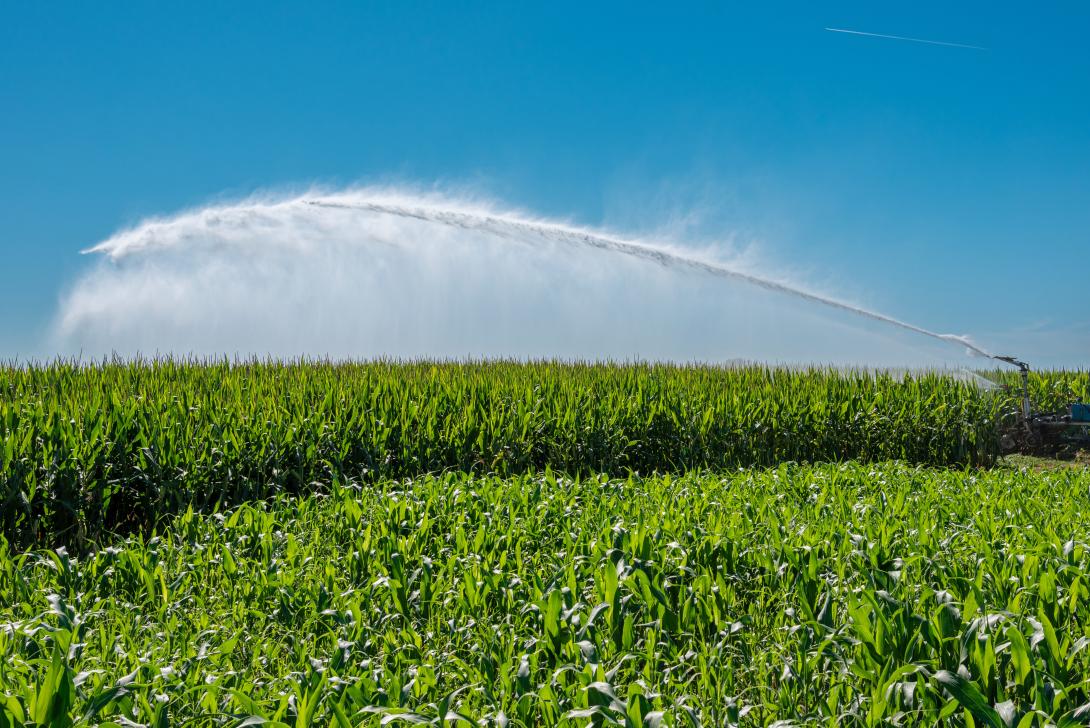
299,197,997,360
58,187,999,364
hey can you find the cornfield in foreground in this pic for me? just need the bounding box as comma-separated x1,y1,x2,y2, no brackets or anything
2,463,1089,725
7,359,1073,548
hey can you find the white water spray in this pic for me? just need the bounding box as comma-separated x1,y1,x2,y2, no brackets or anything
299,197,996,360
57,188,998,364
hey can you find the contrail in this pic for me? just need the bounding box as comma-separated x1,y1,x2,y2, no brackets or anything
825,27,987,51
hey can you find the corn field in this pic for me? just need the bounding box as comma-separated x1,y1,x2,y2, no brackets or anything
2,464,1089,725
2,361,1090,725
0,360,1028,549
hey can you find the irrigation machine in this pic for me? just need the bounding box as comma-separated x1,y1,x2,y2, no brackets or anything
995,356,1090,454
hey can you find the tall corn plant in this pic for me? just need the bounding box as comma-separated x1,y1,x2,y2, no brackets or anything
0,359,1028,548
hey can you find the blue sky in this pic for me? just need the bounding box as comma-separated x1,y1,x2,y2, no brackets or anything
2,2,1088,364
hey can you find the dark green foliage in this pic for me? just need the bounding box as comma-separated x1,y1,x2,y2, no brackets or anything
0,360,1015,548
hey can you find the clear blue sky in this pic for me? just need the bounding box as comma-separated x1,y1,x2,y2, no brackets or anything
2,1,1088,363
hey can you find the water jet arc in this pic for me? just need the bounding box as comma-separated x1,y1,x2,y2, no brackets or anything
304,197,1000,362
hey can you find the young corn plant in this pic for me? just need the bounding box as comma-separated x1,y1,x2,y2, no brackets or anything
2,464,1089,725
